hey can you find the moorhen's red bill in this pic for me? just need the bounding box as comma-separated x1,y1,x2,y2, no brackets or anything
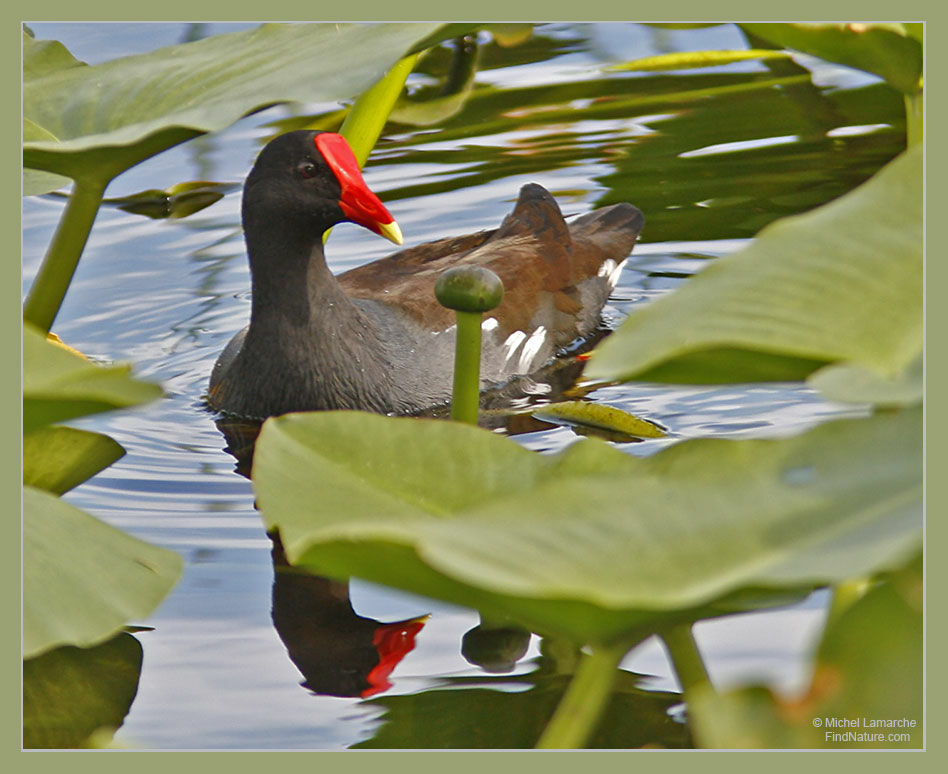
207,130,644,419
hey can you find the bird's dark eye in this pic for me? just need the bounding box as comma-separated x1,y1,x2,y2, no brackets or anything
297,160,318,179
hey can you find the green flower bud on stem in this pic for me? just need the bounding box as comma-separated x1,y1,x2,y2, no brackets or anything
435,266,504,424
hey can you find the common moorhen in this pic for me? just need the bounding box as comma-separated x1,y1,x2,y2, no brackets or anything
207,130,644,419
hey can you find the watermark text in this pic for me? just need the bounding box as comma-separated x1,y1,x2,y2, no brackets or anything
811,716,918,745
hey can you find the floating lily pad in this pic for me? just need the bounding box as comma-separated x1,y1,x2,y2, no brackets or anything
252,407,921,645
355,659,689,749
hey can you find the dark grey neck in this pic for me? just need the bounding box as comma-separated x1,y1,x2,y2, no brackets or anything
247,231,348,330
230,234,405,417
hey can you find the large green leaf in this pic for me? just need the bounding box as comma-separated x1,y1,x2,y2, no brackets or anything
689,555,922,748
740,23,922,95
23,486,183,658
23,632,143,749
23,425,124,495
584,146,922,386
23,324,162,433
23,23,442,186
252,407,920,645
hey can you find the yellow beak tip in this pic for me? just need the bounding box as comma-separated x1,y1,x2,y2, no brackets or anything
380,220,403,246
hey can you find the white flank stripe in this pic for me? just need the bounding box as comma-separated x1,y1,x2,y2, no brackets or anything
503,330,527,367
607,257,628,289
597,258,617,278
517,326,547,373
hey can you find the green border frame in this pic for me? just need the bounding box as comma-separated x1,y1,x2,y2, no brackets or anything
9,1,938,769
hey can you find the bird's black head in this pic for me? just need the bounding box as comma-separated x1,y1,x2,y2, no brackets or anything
241,130,401,248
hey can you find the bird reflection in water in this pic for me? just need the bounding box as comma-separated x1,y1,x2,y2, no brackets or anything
214,417,426,698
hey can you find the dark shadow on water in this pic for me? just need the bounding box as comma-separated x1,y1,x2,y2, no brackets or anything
353,637,693,749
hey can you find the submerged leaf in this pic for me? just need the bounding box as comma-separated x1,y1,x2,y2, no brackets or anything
485,24,534,48
252,407,920,645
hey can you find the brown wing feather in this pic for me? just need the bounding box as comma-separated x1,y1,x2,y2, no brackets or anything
337,184,643,340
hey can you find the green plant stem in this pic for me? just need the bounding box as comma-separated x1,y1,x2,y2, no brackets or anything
536,641,629,749
660,622,712,697
341,54,419,166
324,53,419,246
24,176,107,333
451,310,482,424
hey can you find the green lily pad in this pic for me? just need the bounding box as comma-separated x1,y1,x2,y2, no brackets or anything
252,407,920,645
23,23,443,186
23,486,183,658
23,324,162,433
23,632,143,749
584,146,922,386
23,425,124,495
